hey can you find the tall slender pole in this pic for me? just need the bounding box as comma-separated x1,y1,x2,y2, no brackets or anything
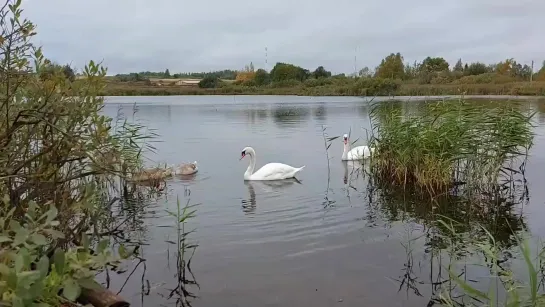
265,47,268,72
531,60,534,82
354,46,357,77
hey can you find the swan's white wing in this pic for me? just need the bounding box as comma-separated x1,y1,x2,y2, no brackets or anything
251,162,300,180
348,146,370,159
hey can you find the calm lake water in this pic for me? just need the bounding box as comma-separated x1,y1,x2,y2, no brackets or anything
100,95,545,307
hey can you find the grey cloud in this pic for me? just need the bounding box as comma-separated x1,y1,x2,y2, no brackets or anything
21,0,545,74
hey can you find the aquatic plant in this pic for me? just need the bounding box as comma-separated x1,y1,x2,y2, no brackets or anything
320,125,339,208
436,218,545,306
165,191,199,306
368,99,535,200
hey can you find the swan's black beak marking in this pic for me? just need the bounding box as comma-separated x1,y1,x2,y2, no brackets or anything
239,151,246,160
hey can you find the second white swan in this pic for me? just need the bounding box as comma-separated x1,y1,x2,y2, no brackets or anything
239,146,305,180
341,134,375,161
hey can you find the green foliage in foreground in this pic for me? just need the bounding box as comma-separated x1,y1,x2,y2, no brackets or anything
0,201,133,306
368,99,535,199
438,218,545,306
0,0,152,305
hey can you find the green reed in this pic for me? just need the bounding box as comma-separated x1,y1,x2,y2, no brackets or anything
368,99,535,200
165,192,199,306
437,217,545,306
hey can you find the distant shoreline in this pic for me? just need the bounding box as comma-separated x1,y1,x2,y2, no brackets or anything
102,94,545,102
101,80,545,97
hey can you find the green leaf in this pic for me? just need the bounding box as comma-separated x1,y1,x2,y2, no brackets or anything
19,248,31,269
12,296,23,307
31,233,47,245
9,220,21,232
28,279,44,300
62,278,81,301
2,194,9,205
0,235,11,243
0,263,10,275
37,255,49,278
53,248,65,275
7,271,17,289
15,253,24,272
13,228,29,246
97,238,109,253
448,269,489,300
26,201,38,219
118,244,128,259
17,271,41,289
81,233,89,252
45,205,58,224
77,277,101,290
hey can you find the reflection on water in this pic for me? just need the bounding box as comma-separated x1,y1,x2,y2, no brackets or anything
98,96,545,307
242,179,302,215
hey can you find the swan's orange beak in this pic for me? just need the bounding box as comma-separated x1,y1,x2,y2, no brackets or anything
343,138,347,144
239,153,245,160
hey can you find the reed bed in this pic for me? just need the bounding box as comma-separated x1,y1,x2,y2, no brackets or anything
368,99,535,200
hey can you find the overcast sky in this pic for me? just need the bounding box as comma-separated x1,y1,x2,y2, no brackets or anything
21,0,545,75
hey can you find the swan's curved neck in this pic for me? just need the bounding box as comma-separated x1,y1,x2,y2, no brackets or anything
245,148,257,179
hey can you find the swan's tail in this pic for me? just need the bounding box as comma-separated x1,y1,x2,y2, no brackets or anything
296,165,305,173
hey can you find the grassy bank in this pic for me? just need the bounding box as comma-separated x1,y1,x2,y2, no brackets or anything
101,79,545,96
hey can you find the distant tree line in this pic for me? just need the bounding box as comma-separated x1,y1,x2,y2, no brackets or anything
370,53,540,84
112,53,545,95
194,55,545,96
198,62,341,88
113,69,238,82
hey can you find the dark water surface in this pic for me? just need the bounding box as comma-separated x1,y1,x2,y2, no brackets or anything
100,95,545,307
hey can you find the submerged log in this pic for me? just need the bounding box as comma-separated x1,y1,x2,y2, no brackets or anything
78,285,130,307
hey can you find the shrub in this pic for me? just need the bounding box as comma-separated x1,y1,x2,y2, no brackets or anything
198,75,220,88
0,1,151,305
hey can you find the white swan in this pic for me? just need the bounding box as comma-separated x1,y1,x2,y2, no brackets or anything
341,134,375,161
240,146,305,180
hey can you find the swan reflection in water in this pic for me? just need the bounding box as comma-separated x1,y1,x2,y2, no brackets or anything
342,160,371,198
343,160,365,184
241,178,302,214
